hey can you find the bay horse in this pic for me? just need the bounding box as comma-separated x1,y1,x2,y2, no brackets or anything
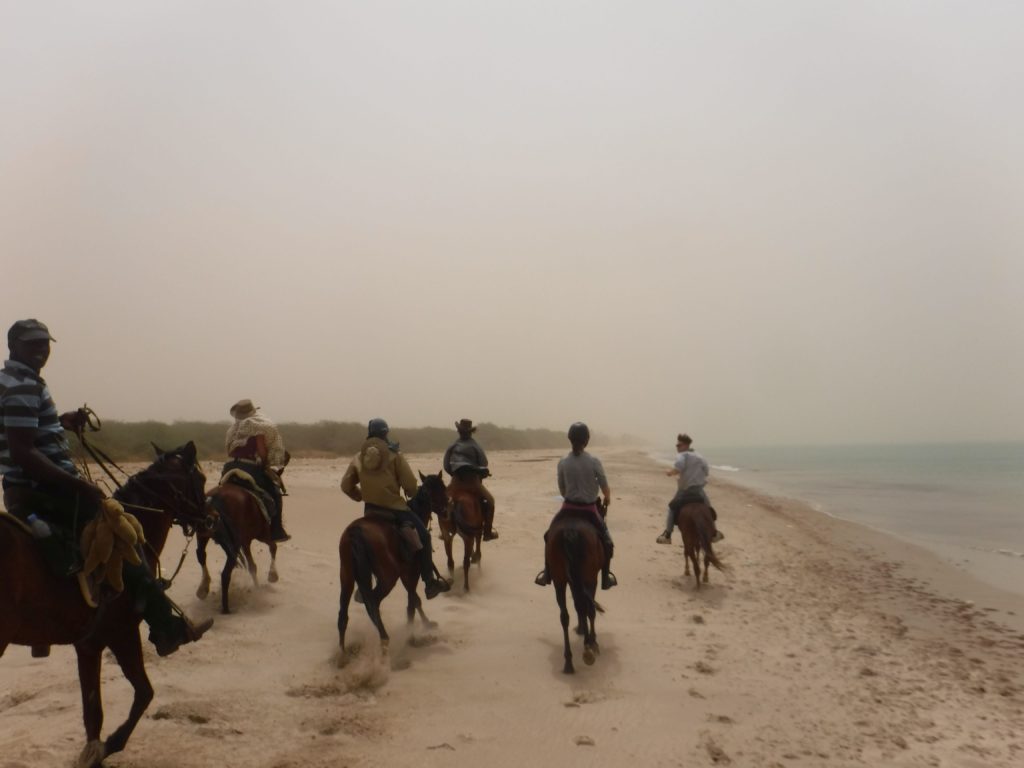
196,467,284,614
545,512,604,674
439,475,485,592
0,442,212,768
337,479,448,655
675,501,724,588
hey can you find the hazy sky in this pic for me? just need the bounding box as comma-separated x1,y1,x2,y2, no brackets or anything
3,1,1022,446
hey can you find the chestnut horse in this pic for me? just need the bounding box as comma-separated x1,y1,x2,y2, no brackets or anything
545,512,604,674
674,501,724,588
337,478,448,655
196,468,284,614
439,478,485,591
0,442,211,768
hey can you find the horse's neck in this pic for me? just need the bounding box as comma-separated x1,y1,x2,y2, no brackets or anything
115,483,173,555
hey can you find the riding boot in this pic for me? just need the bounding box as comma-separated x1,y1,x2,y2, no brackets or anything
269,513,291,543
419,550,451,599
482,499,499,541
600,527,617,590
123,562,214,656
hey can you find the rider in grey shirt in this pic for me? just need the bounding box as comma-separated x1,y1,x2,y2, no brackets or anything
657,433,722,544
535,422,617,590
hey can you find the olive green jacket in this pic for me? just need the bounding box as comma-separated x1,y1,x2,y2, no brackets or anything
340,437,417,512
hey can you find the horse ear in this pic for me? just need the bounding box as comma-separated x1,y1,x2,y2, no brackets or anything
436,469,442,479
184,441,197,462
151,442,164,456
418,470,426,481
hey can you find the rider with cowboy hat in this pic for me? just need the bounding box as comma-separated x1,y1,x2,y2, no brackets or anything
224,398,292,542
443,418,498,541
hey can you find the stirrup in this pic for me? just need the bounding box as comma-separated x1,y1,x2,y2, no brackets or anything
601,571,618,590
534,570,550,586
424,577,451,599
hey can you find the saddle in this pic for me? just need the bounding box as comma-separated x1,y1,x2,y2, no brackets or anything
363,507,422,557
219,468,273,523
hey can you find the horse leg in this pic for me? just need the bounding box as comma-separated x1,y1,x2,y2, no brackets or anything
443,528,455,572
267,541,279,583
471,532,482,564
338,574,354,653
555,581,574,674
74,646,105,768
243,542,259,587
363,584,391,652
101,629,154,759
462,535,472,592
404,570,436,629
688,543,701,590
196,537,212,599
220,544,239,614
702,547,710,584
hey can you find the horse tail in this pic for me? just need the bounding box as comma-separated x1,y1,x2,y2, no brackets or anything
349,526,376,602
695,513,726,572
561,527,595,618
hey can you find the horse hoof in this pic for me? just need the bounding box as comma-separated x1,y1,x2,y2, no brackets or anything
268,572,279,583
583,648,595,665
76,740,105,768
196,587,209,599
563,664,575,675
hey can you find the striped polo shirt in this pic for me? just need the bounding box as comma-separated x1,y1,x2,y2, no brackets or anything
0,359,79,486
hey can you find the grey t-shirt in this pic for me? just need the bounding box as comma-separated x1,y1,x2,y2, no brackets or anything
557,450,607,503
674,449,709,490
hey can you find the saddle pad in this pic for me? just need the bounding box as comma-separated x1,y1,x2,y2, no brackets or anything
219,469,272,524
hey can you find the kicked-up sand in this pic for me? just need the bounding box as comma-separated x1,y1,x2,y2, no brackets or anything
1,448,1022,767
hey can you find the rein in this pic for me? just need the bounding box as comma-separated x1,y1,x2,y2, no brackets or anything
67,408,210,589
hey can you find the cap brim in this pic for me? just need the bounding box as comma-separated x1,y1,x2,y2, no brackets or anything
17,330,56,342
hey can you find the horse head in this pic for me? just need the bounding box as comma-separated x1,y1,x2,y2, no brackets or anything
412,470,448,525
118,441,213,536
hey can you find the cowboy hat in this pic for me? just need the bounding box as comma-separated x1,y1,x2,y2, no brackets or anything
230,399,258,419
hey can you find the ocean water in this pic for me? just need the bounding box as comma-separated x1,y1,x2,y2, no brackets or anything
656,442,1024,596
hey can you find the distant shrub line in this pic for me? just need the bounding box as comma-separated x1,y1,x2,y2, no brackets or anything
73,420,568,462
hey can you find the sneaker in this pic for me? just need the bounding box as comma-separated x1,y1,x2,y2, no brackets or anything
656,532,672,545
272,531,292,543
712,531,724,543
534,570,551,587
424,578,451,600
483,530,500,541
601,571,618,590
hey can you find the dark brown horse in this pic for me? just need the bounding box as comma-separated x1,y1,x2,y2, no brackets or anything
0,442,211,768
439,478,485,591
545,512,604,674
337,478,447,655
675,501,725,588
196,469,284,614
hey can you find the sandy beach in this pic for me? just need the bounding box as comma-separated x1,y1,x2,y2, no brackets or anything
2,447,1022,768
